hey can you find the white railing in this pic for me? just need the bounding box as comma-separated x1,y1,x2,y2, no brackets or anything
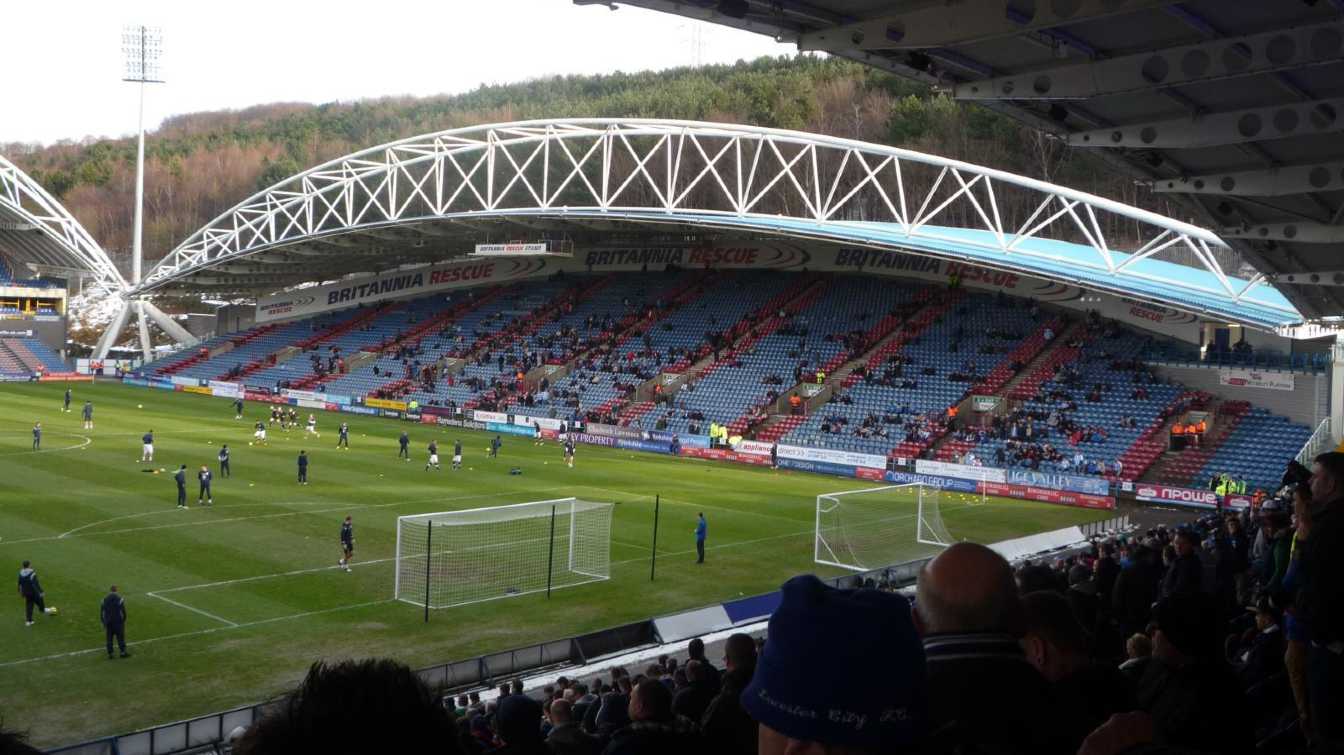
1297,417,1333,466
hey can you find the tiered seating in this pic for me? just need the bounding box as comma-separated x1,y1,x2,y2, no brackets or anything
1196,407,1312,491
783,292,1037,458
542,271,791,421
0,338,67,373
140,335,232,376
173,315,353,383
636,273,821,434
960,330,1183,477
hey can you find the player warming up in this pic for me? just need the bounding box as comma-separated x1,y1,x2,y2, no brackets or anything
564,437,576,468
398,430,410,460
253,419,268,445
31,421,40,451
297,450,309,485
198,465,213,505
452,439,463,470
337,422,349,449
338,516,354,572
82,400,94,429
141,430,154,463
306,413,319,437
234,397,244,419
489,435,502,458
63,387,72,413
533,421,543,446
218,444,231,477
18,560,55,626
426,440,440,471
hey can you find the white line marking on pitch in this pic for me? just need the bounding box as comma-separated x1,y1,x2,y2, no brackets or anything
146,592,239,627
0,431,93,457
0,599,396,669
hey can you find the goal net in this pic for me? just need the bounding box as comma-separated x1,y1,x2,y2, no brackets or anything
815,483,960,571
395,498,614,609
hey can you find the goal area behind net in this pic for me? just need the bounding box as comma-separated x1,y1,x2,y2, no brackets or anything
396,498,614,610
814,483,981,572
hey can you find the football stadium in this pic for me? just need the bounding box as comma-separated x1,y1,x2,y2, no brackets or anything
3,3,1343,754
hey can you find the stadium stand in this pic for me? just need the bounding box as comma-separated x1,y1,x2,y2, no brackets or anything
139,273,1316,488
0,338,67,375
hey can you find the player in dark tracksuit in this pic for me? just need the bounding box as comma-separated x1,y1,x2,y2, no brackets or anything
398,431,410,460
32,422,40,451
337,423,350,449
82,400,94,429
297,450,309,484
218,445,231,477
18,560,48,625
695,513,707,564
234,397,244,419
174,465,188,508
339,516,354,572
198,466,213,505
63,388,72,413
101,585,128,658
490,435,502,458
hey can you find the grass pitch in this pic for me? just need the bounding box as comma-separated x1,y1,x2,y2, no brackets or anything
0,382,1109,747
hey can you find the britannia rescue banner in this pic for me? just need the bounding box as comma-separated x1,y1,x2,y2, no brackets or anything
254,257,550,322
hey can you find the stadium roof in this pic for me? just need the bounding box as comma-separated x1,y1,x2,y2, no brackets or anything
135,118,1299,330
0,154,126,294
580,1,1344,322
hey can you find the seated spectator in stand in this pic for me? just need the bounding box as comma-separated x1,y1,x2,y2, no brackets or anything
700,633,757,755
914,543,1074,754
686,637,721,693
742,575,927,754
671,660,715,724
1020,590,1136,744
547,698,600,755
1119,633,1152,683
1226,598,1286,691
1136,595,1253,754
232,659,461,754
1159,529,1203,600
602,679,700,755
495,694,547,755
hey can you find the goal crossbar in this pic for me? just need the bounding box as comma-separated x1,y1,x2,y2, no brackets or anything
395,497,614,609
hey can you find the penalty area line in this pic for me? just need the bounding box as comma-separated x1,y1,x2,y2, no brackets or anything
146,591,238,627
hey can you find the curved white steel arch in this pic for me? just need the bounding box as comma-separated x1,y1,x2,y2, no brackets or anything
138,118,1267,317
0,154,127,294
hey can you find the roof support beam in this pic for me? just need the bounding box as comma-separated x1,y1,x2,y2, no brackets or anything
797,0,1172,52
1151,160,1344,196
1067,97,1344,149
954,19,1344,100
1222,221,1344,243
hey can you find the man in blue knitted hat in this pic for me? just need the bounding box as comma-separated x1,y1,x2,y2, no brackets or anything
741,574,927,753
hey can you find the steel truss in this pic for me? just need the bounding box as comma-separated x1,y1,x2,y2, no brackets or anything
137,118,1269,313
0,154,126,295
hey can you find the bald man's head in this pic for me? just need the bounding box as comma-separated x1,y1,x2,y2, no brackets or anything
915,543,1024,636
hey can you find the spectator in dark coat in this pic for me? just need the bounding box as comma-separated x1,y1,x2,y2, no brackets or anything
742,575,927,754
699,633,757,755
685,637,721,693
914,543,1075,754
100,584,129,659
1227,599,1286,690
495,694,547,755
670,659,715,724
1113,539,1163,638
546,699,600,755
1020,590,1136,745
601,680,700,755
1302,452,1344,749
1136,595,1254,754
1159,529,1203,600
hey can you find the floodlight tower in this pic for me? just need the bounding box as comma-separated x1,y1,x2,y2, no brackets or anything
123,25,163,363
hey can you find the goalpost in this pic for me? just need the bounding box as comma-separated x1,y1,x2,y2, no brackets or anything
395,498,615,610
815,482,979,571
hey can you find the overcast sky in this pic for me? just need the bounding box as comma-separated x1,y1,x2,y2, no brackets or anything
4,0,791,145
